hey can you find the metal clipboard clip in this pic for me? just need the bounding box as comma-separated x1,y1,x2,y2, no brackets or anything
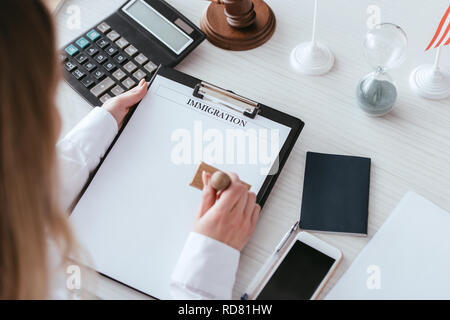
193,81,260,119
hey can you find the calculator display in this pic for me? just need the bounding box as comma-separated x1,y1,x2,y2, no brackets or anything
123,0,193,55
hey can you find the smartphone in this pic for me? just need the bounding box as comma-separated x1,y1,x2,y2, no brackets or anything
253,232,342,300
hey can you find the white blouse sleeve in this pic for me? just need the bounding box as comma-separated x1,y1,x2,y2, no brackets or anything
57,107,118,211
170,232,240,300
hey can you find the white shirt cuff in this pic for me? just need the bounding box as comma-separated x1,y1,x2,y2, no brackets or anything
171,232,240,300
59,107,118,171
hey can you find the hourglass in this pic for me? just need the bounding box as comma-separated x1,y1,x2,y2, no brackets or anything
356,23,408,116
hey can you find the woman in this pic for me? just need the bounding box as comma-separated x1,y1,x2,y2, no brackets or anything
0,0,260,299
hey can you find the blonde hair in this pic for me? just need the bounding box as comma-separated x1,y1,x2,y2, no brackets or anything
0,0,76,299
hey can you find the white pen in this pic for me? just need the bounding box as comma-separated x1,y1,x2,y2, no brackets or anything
275,221,299,253
241,221,299,300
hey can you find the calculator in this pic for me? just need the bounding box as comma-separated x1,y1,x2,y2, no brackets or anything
60,0,205,106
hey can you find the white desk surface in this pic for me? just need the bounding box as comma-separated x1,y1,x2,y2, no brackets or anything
55,0,450,300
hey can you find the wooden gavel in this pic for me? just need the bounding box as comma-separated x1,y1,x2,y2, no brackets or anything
201,0,275,50
207,0,256,28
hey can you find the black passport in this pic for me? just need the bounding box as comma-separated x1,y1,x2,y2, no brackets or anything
299,152,371,235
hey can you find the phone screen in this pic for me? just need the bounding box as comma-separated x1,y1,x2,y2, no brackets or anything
256,240,335,300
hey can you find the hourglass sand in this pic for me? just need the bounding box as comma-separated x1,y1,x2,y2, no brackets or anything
409,46,450,100
290,0,334,75
356,23,408,116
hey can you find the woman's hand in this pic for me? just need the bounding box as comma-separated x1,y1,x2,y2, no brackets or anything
103,79,148,128
194,171,261,251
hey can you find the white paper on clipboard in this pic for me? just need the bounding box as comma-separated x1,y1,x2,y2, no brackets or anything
69,74,291,299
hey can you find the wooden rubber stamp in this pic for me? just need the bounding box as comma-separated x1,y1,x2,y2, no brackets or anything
211,171,231,190
201,0,276,51
190,162,251,190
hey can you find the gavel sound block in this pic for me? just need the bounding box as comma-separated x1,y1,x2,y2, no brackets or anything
190,162,251,191
201,0,276,51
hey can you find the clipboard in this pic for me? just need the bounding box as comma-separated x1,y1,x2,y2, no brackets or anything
69,66,304,299
149,67,304,206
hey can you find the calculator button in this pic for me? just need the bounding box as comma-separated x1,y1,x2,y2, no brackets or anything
115,37,129,49
124,61,137,73
143,61,158,74
90,77,115,97
93,70,106,80
86,46,98,56
111,85,125,96
122,77,136,90
84,61,96,72
86,29,101,42
106,46,118,56
81,77,95,88
97,22,111,33
59,53,68,63
76,37,90,49
124,45,138,57
134,53,148,65
72,69,85,80
96,38,109,49
75,53,88,64
114,54,127,64
100,93,112,104
112,69,126,81
95,54,107,64
64,61,77,72
106,30,120,42
64,44,79,56
104,61,117,72
133,69,146,81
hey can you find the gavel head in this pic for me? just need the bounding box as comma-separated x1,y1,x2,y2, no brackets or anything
211,171,232,190
222,0,256,28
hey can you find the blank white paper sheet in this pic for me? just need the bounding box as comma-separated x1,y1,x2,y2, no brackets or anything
70,75,291,299
326,191,450,299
